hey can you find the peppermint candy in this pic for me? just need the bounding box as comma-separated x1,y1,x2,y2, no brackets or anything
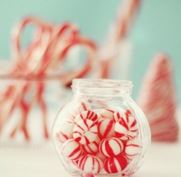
125,138,141,157
98,118,115,139
62,139,83,160
114,110,138,140
74,110,98,122
56,121,74,143
83,140,99,155
100,137,124,157
69,101,90,122
77,155,103,174
73,119,98,145
95,109,114,119
104,155,128,174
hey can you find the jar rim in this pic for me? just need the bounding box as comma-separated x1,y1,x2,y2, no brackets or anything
72,79,133,96
72,79,133,88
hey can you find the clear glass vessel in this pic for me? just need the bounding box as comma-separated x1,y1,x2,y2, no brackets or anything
0,74,70,145
52,79,151,177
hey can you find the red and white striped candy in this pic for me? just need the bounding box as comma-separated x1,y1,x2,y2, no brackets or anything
100,138,124,157
73,119,98,145
62,139,83,160
74,110,98,122
69,101,90,122
83,140,99,155
125,138,141,157
56,121,74,143
104,155,128,174
95,109,114,119
77,155,103,174
98,118,115,139
114,110,138,140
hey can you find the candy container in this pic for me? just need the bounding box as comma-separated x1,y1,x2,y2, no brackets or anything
52,79,151,177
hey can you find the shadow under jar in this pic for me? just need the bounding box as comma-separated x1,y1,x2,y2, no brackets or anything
52,79,151,177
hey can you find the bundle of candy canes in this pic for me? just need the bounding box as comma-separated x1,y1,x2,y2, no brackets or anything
0,0,141,142
0,17,97,141
55,101,141,175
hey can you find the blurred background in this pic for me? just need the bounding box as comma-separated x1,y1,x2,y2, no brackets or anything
0,0,181,177
0,0,181,100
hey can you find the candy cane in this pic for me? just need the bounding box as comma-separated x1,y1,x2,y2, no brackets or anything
98,0,141,78
57,35,97,87
11,16,53,60
0,17,97,141
9,82,36,140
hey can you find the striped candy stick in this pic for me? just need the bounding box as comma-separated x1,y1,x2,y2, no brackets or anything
98,0,141,78
0,18,96,141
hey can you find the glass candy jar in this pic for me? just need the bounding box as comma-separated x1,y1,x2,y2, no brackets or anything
52,79,151,177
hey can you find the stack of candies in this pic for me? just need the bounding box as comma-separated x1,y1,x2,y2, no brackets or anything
54,101,141,176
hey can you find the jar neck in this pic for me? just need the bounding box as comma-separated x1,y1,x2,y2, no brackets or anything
71,79,133,97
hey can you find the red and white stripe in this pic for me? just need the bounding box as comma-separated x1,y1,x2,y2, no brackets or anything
73,119,98,145
138,54,179,142
104,155,128,174
98,118,115,139
114,110,138,140
95,109,114,119
97,0,141,78
56,131,69,143
56,121,74,143
125,138,141,157
83,140,99,155
77,155,103,174
62,139,83,160
100,138,124,157
69,102,90,122
74,110,98,122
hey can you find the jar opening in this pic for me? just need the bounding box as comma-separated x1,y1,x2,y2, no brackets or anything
72,79,133,96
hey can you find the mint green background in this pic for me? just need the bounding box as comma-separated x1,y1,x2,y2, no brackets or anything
0,0,180,100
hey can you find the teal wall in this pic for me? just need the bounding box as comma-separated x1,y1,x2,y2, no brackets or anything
0,0,180,100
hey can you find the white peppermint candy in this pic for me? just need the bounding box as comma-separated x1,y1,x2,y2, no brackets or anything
74,110,98,122
125,139,141,157
95,109,114,119
62,139,83,160
83,140,99,155
104,155,128,174
100,138,124,157
77,155,103,174
56,121,74,143
68,102,90,123
98,118,115,139
73,119,98,145
114,110,138,140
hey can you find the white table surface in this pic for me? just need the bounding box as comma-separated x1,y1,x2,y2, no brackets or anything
1,114,181,177
0,141,181,177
